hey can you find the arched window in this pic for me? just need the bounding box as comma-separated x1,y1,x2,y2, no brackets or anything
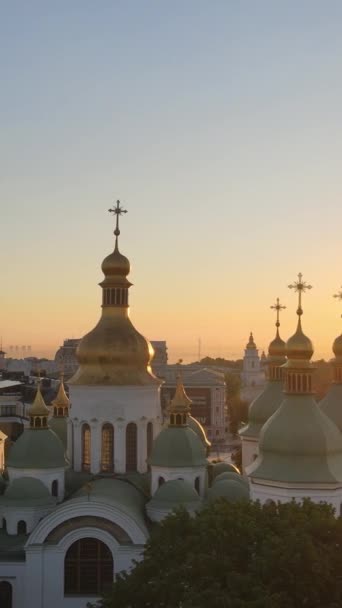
126,423,137,472
147,422,153,461
64,538,113,596
158,476,165,487
82,424,91,471
58,407,63,416
101,424,114,473
0,581,12,608
35,417,41,428
17,520,27,534
195,477,200,494
2,518,6,531
52,480,59,497
175,414,181,425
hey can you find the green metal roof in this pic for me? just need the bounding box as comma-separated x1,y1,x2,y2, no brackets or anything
239,380,284,438
320,384,342,433
150,426,207,468
49,417,67,449
208,479,250,502
7,428,66,469
149,479,201,509
214,472,249,487
211,462,240,479
1,477,54,506
248,395,342,483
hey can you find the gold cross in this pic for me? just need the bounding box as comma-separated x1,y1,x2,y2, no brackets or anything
288,273,312,316
108,200,127,239
270,298,286,328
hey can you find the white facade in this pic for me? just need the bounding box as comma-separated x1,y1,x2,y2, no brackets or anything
7,467,65,503
241,436,259,473
249,479,342,513
70,384,162,474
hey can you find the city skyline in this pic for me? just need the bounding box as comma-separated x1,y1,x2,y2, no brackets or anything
2,2,342,361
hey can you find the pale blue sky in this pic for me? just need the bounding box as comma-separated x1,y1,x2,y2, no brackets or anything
1,1,342,360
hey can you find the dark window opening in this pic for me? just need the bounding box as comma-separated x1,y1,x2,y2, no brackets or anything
64,538,113,596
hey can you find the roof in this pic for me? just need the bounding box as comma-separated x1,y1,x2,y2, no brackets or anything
248,395,342,484
150,426,207,468
1,477,54,505
0,380,22,390
148,479,201,508
49,416,67,449
160,366,225,387
208,479,250,502
239,380,284,439
7,428,66,469
320,384,342,433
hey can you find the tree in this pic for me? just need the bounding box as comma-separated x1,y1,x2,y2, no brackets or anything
225,372,247,436
92,499,342,608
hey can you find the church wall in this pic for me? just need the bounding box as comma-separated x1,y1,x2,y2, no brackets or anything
241,437,258,473
70,385,162,474
250,480,342,512
0,561,25,607
151,465,207,497
7,467,65,502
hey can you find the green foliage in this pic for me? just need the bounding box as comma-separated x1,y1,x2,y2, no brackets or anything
92,499,342,608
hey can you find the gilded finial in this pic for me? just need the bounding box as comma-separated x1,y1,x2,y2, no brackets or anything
108,200,127,248
270,298,286,329
288,273,312,316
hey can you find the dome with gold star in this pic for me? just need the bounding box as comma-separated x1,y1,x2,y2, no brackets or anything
69,202,160,386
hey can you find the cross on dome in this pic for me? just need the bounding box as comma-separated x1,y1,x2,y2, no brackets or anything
288,272,312,316
108,200,127,243
333,286,342,319
270,297,286,328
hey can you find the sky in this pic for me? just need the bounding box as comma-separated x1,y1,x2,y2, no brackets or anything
1,1,342,362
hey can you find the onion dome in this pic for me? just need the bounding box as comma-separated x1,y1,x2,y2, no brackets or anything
7,428,65,469
28,384,50,428
207,479,250,503
268,329,286,359
51,375,70,413
146,480,201,521
211,462,240,479
333,334,342,359
246,332,256,349
248,274,342,485
69,201,160,386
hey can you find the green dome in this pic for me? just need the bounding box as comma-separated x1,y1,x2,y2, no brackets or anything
74,478,146,520
2,477,54,505
211,462,240,479
320,385,342,433
208,479,250,503
49,417,67,449
150,426,207,468
188,415,211,450
249,395,342,483
240,381,284,439
151,480,201,507
214,472,249,487
7,428,66,469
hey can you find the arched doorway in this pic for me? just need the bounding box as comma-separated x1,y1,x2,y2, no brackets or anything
64,538,113,595
0,581,12,608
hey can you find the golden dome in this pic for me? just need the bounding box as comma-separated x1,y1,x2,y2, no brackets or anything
286,317,313,363
69,208,160,386
246,332,256,349
268,328,286,358
170,375,192,414
101,241,130,279
333,334,342,359
52,376,70,409
28,385,50,417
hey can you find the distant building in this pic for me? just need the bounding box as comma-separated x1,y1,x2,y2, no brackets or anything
160,366,227,443
150,341,168,370
241,333,265,402
54,338,80,376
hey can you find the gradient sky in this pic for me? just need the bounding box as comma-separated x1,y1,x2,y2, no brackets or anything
1,1,342,362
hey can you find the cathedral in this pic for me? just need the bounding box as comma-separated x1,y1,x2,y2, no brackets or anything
0,203,246,608
1,203,342,608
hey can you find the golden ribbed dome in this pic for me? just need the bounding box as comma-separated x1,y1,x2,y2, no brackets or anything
52,376,70,409
286,317,313,363
28,385,50,417
333,334,342,359
268,329,286,358
101,241,130,278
